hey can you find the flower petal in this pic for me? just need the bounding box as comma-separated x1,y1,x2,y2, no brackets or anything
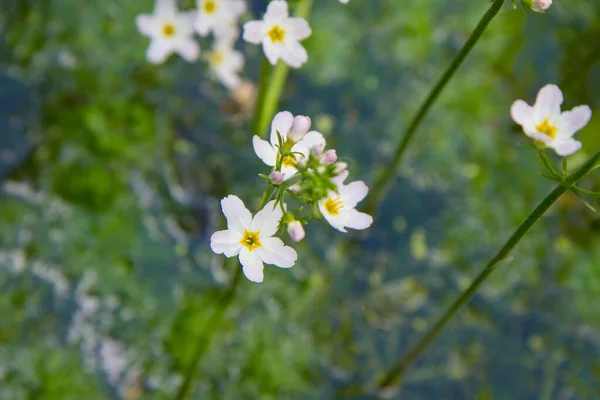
195,13,213,36
295,131,326,155
239,247,264,283
136,14,157,37
252,200,283,238
256,237,297,268
229,0,247,18
553,139,582,157
146,40,173,64
559,105,592,137
341,181,369,209
264,0,289,21
221,195,252,234
175,39,200,62
270,111,294,145
280,40,307,68
534,84,563,118
342,209,373,231
331,170,349,188
252,136,277,166
210,230,242,257
262,40,280,65
510,100,533,126
242,20,264,44
318,198,348,233
287,17,311,40
155,0,177,15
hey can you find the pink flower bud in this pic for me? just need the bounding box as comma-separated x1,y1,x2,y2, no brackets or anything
269,171,284,184
322,149,337,165
289,115,311,142
287,220,305,242
334,161,348,174
534,0,551,10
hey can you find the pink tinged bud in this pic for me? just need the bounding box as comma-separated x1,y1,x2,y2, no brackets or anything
287,220,305,242
322,149,338,165
334,161,348,174
289,115,311,142
269,171,284,184
534,0,551,10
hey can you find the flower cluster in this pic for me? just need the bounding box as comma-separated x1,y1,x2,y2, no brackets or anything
136,0,246,89
211,111,373,282
511,84,592,156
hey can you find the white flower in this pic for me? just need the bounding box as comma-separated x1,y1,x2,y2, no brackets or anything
207,38,244,89
511,84,592,156
253,111,326,180
339,0,350,3
210,196,297,283
136,0,200,64
195,0,246,37
318,171,373,233
242,0,312,68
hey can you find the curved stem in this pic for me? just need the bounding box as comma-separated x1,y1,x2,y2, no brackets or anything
251,0,314,138
365,0,506,215
376,147,600,393
174,264,243,400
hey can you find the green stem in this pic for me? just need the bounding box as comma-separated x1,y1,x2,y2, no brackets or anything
376,147,600,393
174,264,243,400
365,0,506,215
251,0,314,138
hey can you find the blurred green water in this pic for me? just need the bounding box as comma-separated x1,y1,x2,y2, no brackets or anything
1,0,600,399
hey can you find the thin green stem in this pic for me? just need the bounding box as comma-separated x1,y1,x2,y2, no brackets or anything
539,150,563,179
251,0,314,138
365,0,506,216
376,147,600,394
174,264,243,400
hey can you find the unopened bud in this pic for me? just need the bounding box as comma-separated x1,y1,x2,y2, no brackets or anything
334,161,348,174
269,171,284,184
322,149,337,165
289,184,302,194
524,0,551,12
289,115,311,142
287,220,305,242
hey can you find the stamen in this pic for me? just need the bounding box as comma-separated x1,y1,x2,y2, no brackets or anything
267,25,286,43
162,23,176,37
324,197,344,215
240,230,262,251
536,118,558,140
204,0,217,14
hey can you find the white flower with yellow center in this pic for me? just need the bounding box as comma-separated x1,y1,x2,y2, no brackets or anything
195,0,246,37
253,111,325,180
207,35,244,89
136,0,200,64
210,196,297,283
318,171,373,233
511,84,592,156
242,0,312,68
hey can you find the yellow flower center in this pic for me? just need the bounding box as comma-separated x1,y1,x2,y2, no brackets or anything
535,118,558,140
210,51,224,65
324,197,344,216
240,230,262,252
204,0,217,14
282,155,296,168
162,23,176,37
267,25,286,43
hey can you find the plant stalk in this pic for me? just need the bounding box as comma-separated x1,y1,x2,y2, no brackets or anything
366,0,506,216
174,265,243,400
251,0,314,138
376,147,600,393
